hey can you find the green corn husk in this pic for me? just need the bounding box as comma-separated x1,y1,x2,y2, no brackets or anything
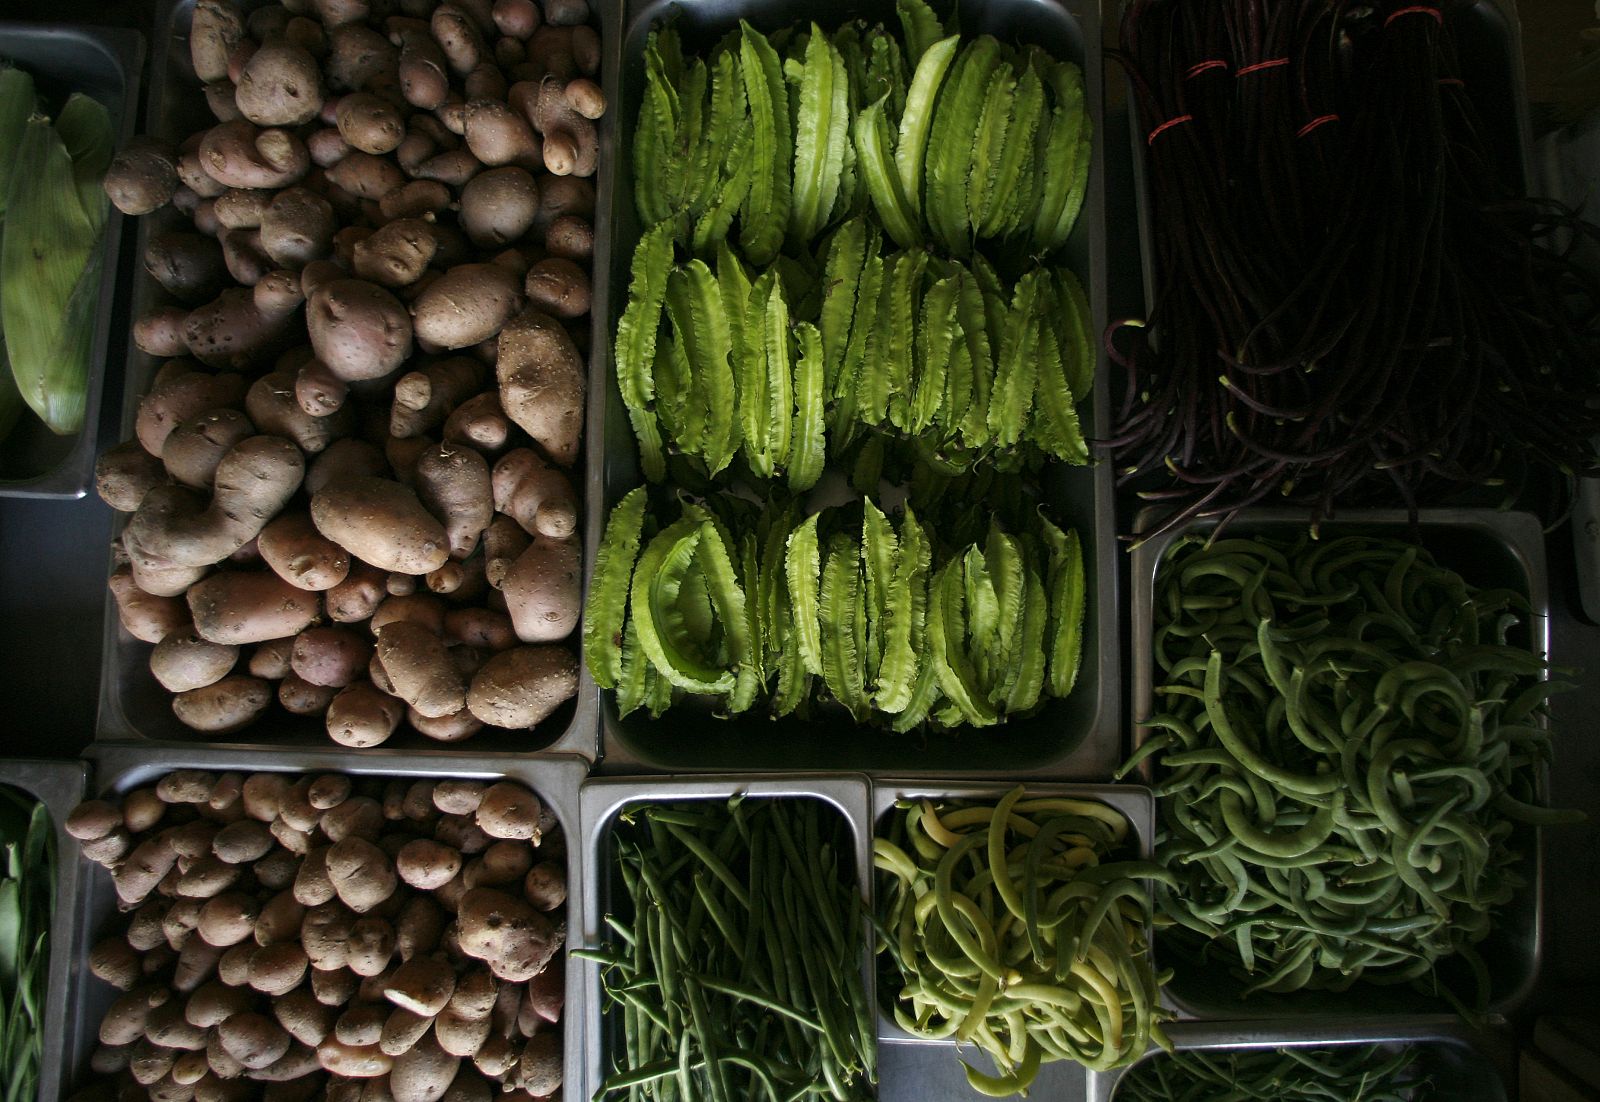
0,66,38,443
2,96,110,436
0,66,36,222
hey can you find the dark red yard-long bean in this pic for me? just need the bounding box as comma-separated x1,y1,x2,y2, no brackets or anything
1109,0,1600,537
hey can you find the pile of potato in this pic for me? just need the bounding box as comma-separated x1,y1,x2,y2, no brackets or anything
93,0,603,746
65,770,568,1102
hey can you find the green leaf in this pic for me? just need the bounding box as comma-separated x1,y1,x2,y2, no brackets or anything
633,521,736,693
988,269,1043,449
1032,59,1090,254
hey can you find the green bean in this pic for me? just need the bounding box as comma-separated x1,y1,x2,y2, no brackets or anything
1131,532,1580,1009
876,786,1169,1094
1116,1043,1434,1102
590,798,873,1101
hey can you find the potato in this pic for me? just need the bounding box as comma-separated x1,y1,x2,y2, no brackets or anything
316,1038,392,1078
187,572,321,646
312,477,451,575
395,838,461,890
336,91,405,154
524,256,589,318
105,137,180,216
217,1012,292,1070
307,279,413,382
496,307,583,467
171,676,273,734
248,943,310,995
235,43,324,126
146,231,227,304
455,887,559,982
326,681,405,748
259,512,353,592
389,1033,460,1102
415,442,493,560
260,187,337,268
383,955,455,1017
458,165,537,247
326,837,398,912
161,409,255,490
466,645,576,730
199,121,311,190
411,263,523,350
291,625,373,687
151,627,240,693
499,533,580,644
351,219,437,288
325,561,388,623
253,890,307,946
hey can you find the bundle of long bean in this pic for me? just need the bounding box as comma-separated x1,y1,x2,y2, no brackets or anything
1121,533,1579,1011
1109,0,1600,536
1116,1043,1432,1102
875,787,1171,1096
582,798,875,1101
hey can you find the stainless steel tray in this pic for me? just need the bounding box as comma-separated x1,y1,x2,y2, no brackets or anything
0,23,142,499
92,0,615,758
869,779,1155,1046
0,758,88,1102
59,745,589,1101
576,773,873,1102
588,0,1121,778
1087,1019,1511,1102
1129,507,1551,1020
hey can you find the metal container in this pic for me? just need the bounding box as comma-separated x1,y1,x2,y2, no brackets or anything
58,745,589,1101
588,0,1121,778
1129,507,1551,1020
869,780,1155,1045
92,0,611,759
576,773,873,1101
0,23,142,499
1087,1019,1511,1102
0,758,88,1102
